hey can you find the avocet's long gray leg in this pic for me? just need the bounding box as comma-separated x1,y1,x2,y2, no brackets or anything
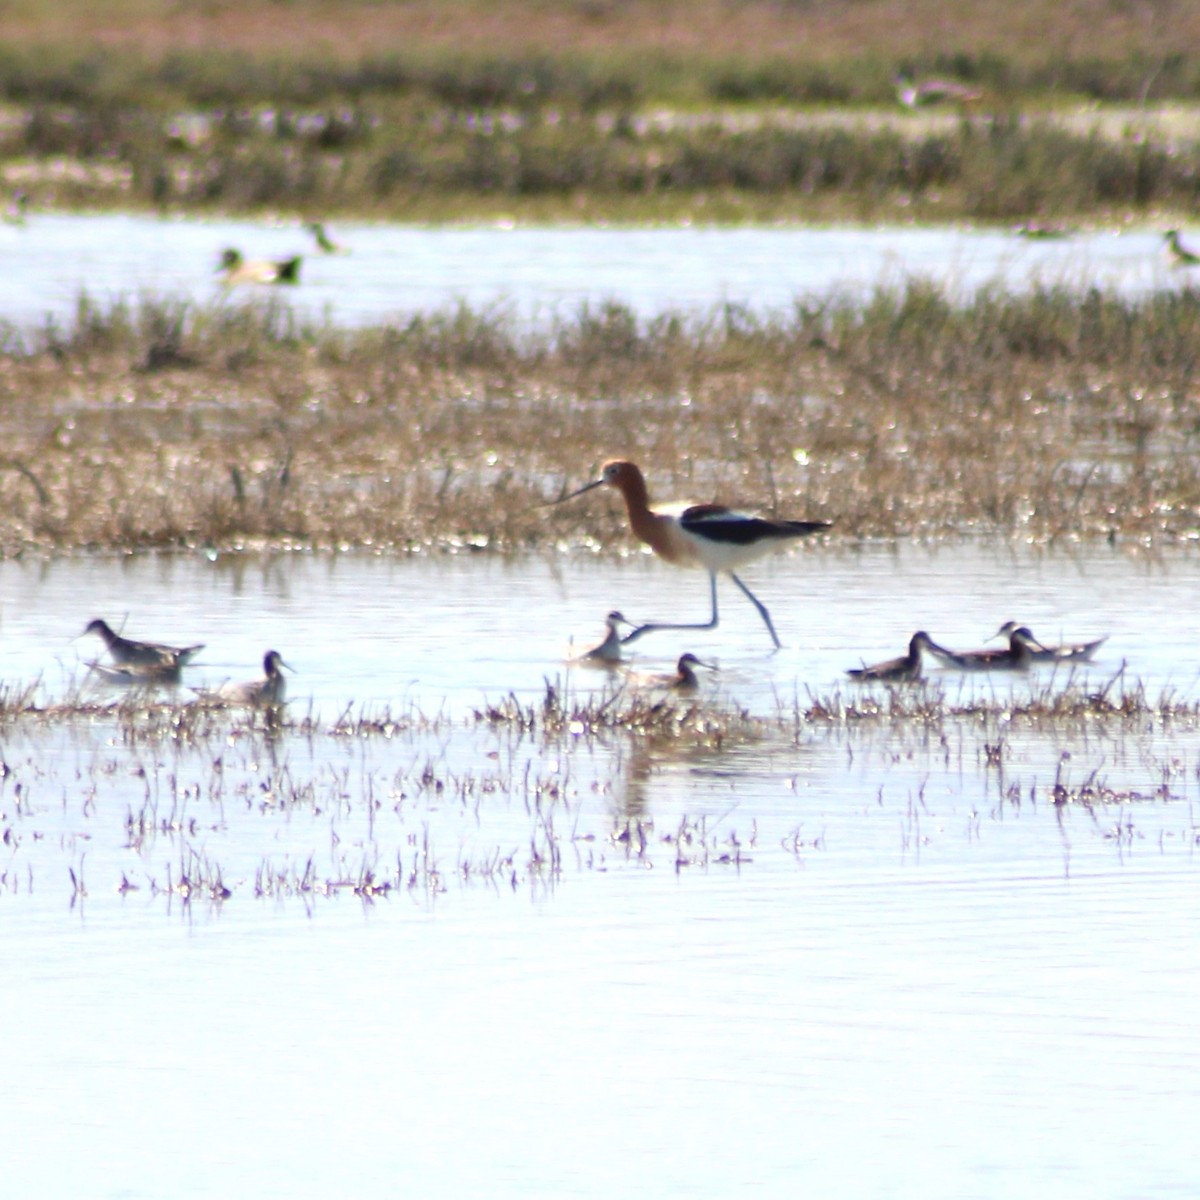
729,571,782,649
620,572,721,645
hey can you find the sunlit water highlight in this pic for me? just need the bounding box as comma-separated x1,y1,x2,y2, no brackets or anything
1,545,1198,1195
0,213,1188,333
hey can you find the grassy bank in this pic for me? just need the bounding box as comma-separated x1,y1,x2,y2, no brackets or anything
2,284,1200,556
3,3,1200,221
4,1,1200,104
8,104,1200,224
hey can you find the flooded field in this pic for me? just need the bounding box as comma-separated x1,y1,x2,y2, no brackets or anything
2,546,1198,1196
2,202,1197,1198
7,2,1200,1182
0,212,1187,333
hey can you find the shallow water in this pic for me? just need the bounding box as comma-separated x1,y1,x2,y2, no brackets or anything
5,541,1199,710
0,213,1187,333
1,545,1199,1196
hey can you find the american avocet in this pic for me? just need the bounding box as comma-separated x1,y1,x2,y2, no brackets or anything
1164,230,1200,267
926,625,1044,672
846,630,945,682
306,221,347,254
83,618,204,670
197,650,292,706
994,620,1107,663
581,610,633,664
558,460,830,649
217,248,302,285
894,74,982,109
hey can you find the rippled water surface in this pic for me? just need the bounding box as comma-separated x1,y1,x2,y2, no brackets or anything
0,213,1187,332
2,545,1199,1197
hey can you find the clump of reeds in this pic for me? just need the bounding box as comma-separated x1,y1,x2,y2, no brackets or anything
476,676,759,752
4,656,1197,914
1048,759,1175,810
793,667,1200,733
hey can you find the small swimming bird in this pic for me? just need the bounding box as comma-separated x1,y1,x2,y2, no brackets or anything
199,650,292,706
926,625,1044,672
636,652,717,694
894,74,982,109
846,630,945,682
217,247,302,285
87,660,183,688
306,221,347,254
557,460,830,649
667,652,717,692
1014,220,1073,240
994,620,1107,663
581,611,633,664
1164,230,1200,267
83,618,204,670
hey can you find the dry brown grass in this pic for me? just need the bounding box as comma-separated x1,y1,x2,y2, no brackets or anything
1,0,1196,67
3,286,1200,556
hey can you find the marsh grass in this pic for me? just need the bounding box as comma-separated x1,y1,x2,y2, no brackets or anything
4,285,1200,555
794,667,1200,733
7,1,1200,110
5,664,1194,748
6,99,1200,221
475,675,756,748
5,664,1199,910
6,1,1200,221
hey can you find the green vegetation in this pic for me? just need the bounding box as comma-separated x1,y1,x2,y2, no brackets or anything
3,283,1200,555
3,2,1200,221
2,41,1200,114
9,102,1200,222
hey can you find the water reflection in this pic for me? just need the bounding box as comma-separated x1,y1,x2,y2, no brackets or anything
615,735,654,819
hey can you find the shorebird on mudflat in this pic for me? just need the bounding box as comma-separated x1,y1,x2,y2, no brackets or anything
1164,230,1200,267
306,221,348,254
846,630,946,682
994,620,1107,663
557,460,830,649
83,618,204,671
893,74,982,109
217,247,302,285
925,625,1044,672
